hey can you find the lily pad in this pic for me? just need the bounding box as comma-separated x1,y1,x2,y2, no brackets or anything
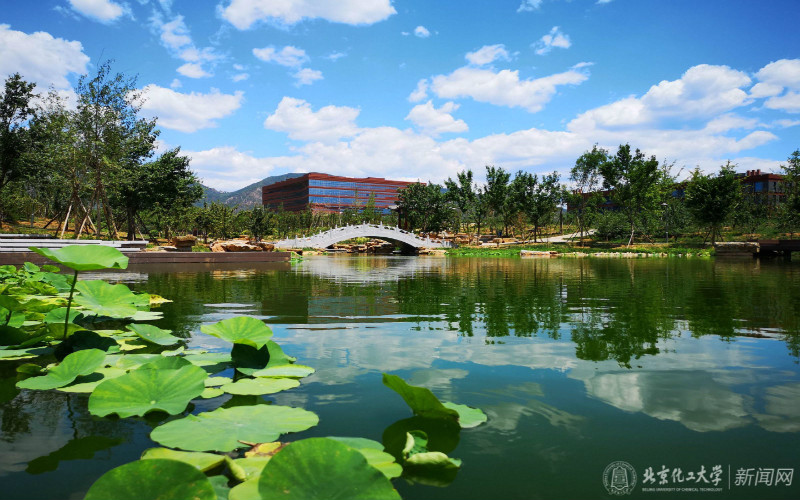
200,387,224,399
57,367,126,393
84,458,215,500
150,405,319,452
54,330,118,361
74,281,139,319
141,448,226,473
209,475,231,500
88,362,207,417
257,438,401,500
251,364,315,379
30,245,129,272
265,340,296,365
126,324,181,346
17,349,106,390
0,346,52,360
43,307,83,324
233,457,272,480
382,373,459,422
229,480,259,500
328,437,402,479
205,376,232,387
220,377,300,396
231,343,269,375
442,401,488,428
200,317,272,348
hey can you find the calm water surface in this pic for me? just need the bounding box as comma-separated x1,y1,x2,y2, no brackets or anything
2,256,800,500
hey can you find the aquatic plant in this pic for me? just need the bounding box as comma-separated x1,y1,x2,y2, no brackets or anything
2,246,487,499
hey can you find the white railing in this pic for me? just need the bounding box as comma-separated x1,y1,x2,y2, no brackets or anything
272,223,455,249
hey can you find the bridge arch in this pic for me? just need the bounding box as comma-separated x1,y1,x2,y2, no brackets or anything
272,223,454,250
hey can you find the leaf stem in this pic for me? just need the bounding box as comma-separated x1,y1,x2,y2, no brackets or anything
64,269,79,340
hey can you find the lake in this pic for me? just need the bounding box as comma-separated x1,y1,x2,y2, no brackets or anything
2,256,800,500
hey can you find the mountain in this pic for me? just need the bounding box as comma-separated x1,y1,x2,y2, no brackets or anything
198,173,304,208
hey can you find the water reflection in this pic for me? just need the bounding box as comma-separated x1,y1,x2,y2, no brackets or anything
5,256,797,499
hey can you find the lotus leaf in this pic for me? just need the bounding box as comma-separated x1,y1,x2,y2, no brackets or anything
17,349,106,390
88,363,207,417
16,363,44,375
162,346,185,356
328,437,402,479
141,448,226,473
30,245,129,272
0,346,52,360
73,281,139,318
442,401,487,428
233,457,271,480
44,307,83,324
105,353,160,370
126,324,181,346
84,458,215,500
382,416,460,459
221,377,300,396
229,480,259,500
400,431,461,487
200,388,224,398
251,364,314,378
139,356,192,370
3,311,26,328
205,376,232,387
58,367,126,393
209,475,231,500
231,343,269,375
150,405,319,452
54,330,118,361
200,317,272,348
257,438,401,500
131,310,164,321
265,340,296,365
382,373,459,422
0,295,21,311
244,441,287,458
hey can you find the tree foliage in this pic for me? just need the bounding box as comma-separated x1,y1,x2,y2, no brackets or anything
684,162,742,245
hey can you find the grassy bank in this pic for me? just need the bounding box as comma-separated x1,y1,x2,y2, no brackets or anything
446,243,713,258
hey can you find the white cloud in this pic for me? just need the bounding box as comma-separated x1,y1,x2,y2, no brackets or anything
755,59,800,91
0,25,89,90
169,78,181,89
569,64,752,131
138,84,243,132
152,15,221,78
773,119,800,128
517,0,543,12
177,63,211,78
326,51,347,62
465,44,511,66
408,79,429,102
253,46,309,68
67,0,128,22
293,68,323,86
765,92,800,113
430,64,590,112
751,59,800,113
533,26,571,55
264,97,359,142
406,100,468,137
220,0,396,29
414,26,430,38
187,146,277,191
232,73,249,82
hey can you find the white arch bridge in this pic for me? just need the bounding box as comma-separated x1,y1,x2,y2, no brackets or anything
272,223,455,250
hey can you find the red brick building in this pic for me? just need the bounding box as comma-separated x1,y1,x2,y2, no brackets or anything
261,173,415,213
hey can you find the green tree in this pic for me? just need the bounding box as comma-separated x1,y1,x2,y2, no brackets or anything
570,145,607,244
397,182,450,233
780,149,800,237
444,170,476,233
114,148,201,240
684,162,742,245
0,73,37,221
248,206,274,241
485,166,512,236
72,60,155,239
598,144,668,246
514,171,563,242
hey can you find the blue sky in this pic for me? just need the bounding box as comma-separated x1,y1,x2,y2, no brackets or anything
1,0,799,191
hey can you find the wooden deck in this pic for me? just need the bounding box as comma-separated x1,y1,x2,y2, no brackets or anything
0,251,292,265
756,239,800,257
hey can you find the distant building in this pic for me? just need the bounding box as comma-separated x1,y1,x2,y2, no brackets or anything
737,169,787,206
261,173,416,213
568,170,787,211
